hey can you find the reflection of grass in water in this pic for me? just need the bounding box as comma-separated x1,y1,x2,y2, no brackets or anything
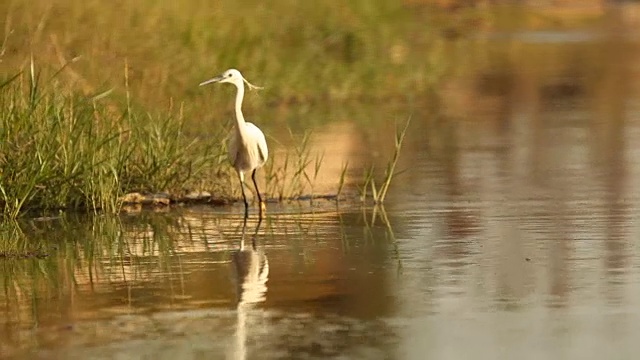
0,219,62,327
334,204,402,273
0,220,47,258
0,212,212,321
258,204,402,273
0,216,129,296
363,205,402,275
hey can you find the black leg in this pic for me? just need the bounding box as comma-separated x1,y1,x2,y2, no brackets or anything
252,169,266,218
251,169,262,204
239,172,249,218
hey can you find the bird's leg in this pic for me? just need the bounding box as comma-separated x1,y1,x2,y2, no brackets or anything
240,215,248,250
251,169,266,218
238,172,249,218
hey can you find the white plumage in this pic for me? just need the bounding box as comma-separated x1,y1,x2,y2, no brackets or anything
228,121,268,182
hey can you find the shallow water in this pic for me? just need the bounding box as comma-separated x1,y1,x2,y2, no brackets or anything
4,8,640,359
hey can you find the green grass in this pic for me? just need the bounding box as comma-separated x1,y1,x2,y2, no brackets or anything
359,117,411,204
0,211,219,314
263,129,324,202
0,61,226,217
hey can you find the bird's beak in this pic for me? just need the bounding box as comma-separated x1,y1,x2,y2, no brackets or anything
199,75,225,86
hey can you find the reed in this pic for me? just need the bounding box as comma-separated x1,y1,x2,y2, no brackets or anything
336,161,349,200
359,117,411,204
263,129,324,202
0,62,224,218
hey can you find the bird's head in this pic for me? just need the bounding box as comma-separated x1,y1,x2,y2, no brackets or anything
199,69,263,90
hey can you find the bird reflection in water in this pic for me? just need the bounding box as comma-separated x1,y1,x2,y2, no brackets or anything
230,217,268,360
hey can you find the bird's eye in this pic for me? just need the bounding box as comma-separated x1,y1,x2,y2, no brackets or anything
228,73,232,77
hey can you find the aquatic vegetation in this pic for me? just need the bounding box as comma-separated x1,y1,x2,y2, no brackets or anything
0,62,225,218
336,161,349,201
0,219,44,258
360,117,411,204
263,129,324,202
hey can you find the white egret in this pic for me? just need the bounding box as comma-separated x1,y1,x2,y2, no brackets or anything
200,69,268,218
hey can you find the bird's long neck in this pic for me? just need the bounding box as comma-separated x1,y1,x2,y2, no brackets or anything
234,82,247,137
